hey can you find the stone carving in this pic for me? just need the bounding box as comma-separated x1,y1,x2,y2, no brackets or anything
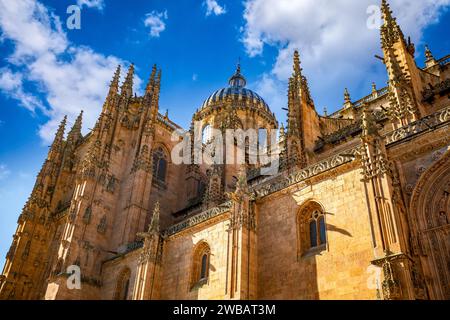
162,201,232,237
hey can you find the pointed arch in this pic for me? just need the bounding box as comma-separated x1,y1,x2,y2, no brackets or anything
297,200,327,258
152,144,170,185
190,241,211,289
409,149,450,299
114,267,131,300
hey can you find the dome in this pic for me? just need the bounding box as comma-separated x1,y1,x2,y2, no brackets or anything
200,65,271,114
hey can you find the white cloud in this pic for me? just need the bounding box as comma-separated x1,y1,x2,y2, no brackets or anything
76,0,104,10
144,10,168,38
242,0,450,113
0,164,11,180
0,0,141,143
204,0,227,16
249,73,286,122
0,68,43,111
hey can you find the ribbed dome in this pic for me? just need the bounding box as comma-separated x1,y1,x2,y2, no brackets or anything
200,65,271,113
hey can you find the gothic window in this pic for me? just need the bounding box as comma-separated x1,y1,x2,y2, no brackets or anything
114,267,131,300
298,201,327,257
202,124,211,144
152,147,168,183
200,253,208,280
191,242,211,289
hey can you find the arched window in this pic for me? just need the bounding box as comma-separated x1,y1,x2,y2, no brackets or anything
200,253,209,280
152,147,168,183
202,124,211,144
114,267,131,300
191,242,211,289
298,201,327,257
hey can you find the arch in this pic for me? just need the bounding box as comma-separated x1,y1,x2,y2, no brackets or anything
190,241,211,289
409,149,450,299
114,267,131,300
152,146,169,184
297,200,327,258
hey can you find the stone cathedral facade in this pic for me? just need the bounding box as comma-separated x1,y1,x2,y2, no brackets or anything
1,1,449,300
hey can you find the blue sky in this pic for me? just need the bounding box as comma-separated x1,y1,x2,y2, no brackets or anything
0,0,449,268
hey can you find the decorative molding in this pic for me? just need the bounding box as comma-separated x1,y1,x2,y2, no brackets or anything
253,146,361,199
385,106,450,145
162,201,232,237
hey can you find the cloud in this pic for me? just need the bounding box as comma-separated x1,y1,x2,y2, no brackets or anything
0,68,43,111
76,0,104,10
241,0,450,114
249,73,286,122
192,73,198,81
204,0,227,16
0,164,11,180
144,10,168,38
0,0,141,143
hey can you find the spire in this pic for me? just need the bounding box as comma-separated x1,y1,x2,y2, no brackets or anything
110,65,121,95
62,111,83,171
293,50,302,77
344,88,351,103
343,88,353,110
287,77,299,137
380,0,404,49
151,69,162,109
372,82,377,94
425,45,437,67
66,111,83,145
145,64,157,95
121,63,134,97
48,116,67,160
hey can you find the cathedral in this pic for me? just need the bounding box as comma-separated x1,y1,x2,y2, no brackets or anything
1,0,449,300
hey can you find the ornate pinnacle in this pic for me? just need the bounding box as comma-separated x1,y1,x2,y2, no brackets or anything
293,50,302,77
425,45,436,66
110,65,121,94
344,88,351,104
372,82,377,94
151,69,162,110
48,116,67,159
380,0,404,49
67,111,83,145
120,63,134,97
145,64,157,95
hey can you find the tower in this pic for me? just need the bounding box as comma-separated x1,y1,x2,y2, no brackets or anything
285,50,320,169
380,0,426,128
0,117,67,299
